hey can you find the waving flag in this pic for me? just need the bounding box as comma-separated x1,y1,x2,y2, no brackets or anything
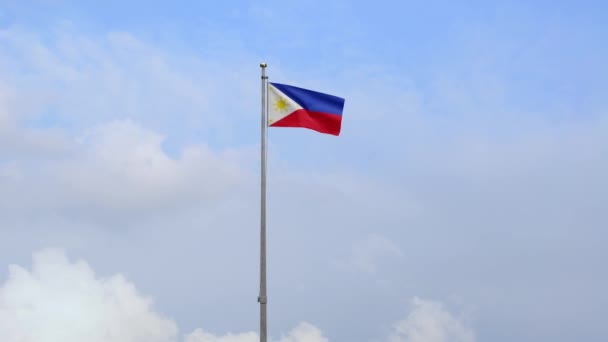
267,82,345,136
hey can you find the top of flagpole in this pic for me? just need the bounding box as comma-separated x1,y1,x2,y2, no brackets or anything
260,62,267,68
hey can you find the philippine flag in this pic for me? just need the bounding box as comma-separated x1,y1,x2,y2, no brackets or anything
268,82,345,136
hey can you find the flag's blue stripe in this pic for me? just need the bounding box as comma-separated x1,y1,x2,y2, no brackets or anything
270,82,345,116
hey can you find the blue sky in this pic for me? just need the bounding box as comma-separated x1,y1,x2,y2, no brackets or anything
1,1,607,342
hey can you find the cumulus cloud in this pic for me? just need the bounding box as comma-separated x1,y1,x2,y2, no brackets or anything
275,322,328,342
0,25,262,224
0,249,333,342
0,249,337,342
0,118,251,222
55,119,248,215
185,322,327,342
389,297,475,342
185,330,259,342
0,249,471,342
0,248,179,342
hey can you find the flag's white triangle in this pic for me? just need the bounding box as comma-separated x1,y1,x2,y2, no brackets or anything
267,83,302,126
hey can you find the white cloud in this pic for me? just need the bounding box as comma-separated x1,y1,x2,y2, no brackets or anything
55,119,248,215
0,119,250,222
0,249,331,342
185,322,327,342
0,248,179,342
185,330,258,342
389,297,475,342
276,322,329,342
0,248,474,342
0,26,260,223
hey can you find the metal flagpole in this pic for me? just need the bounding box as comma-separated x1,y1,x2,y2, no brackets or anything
258,62,268,342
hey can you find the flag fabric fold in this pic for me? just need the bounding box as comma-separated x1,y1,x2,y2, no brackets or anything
267,82,345,136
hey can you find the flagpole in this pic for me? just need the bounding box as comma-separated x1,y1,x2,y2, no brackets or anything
258,62,268,342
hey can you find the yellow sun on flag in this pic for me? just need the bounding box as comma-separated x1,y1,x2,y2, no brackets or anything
273,97,289,112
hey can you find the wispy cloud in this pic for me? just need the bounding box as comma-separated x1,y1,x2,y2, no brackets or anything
0,26,259,150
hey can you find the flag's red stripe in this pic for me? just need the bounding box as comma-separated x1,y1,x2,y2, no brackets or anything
270,109,342,136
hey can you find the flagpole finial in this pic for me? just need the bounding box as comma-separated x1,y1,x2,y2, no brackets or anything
260,62,267,68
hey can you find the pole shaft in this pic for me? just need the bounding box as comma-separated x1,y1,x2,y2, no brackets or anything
259,63,268,342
